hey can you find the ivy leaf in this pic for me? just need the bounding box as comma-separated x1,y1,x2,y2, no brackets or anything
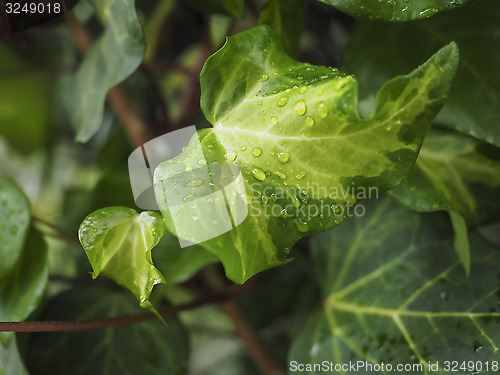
259,0,307,57
0,175,31,282
78,207,166,311
25,286,189,375
68,0,145,143
317,0,474,21
182,0,245,19
389,130,500,227
154,26,459,283
290,198,500,373
0,227,48,347
344,0,500,146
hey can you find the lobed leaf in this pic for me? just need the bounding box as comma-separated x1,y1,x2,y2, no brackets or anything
290,198,500,374
68,0,145,143
78,207,166,311
25,286,189,375
0,175,31,282
318,0,475,22
0,227,48,347
154,26,459,283
344,0,500,146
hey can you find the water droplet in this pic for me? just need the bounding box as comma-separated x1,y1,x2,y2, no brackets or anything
296,171,306,180
159,176,164,182
332,205,342,214
182,194,193,203
258,101,263,106
198,159,207,166
316,101,328,118
174,190,180,195
290,194,301,208
261,74,269,81
293,218,310,233
261,196,269,204
277,97,289,107
187,177,204,187
473,340,483,352
252,148,262,157
240,145,247,151
294,100,307,116
300,86,308,94
252,168,266,181
185,165,192,172
305,116,315,126
207,144,214,149
280,209,288,219
226,150,237,162
270,116,278,125
275,171,287,180
277,152,290,163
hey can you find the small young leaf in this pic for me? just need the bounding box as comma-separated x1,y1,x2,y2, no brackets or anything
318,0,474,22
182,0,245,19
78,207,166,310
68,0,146,143
0,175,30,282
259,0,307,57
0,227,48,347
344,0,500,146
290,198,500,371
25,286,189,375
154,26,459,283
389,130,500,227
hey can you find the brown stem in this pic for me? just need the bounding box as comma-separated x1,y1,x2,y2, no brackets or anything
66,13,151,148
202,268,285,375
0,283,250,333
32,215,80,246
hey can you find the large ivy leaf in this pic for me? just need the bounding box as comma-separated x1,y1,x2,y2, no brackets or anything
389,130,500,227
78,207,166,310
0,337,29,375
182,0,245,18
25,286,189,375
0,43,50,152
259,0,307,57
289,198,500,374
68,0,145,143
154,26,459,283
318,0,475,21
344,0,500,147
0,175,31,282
0,227,48,347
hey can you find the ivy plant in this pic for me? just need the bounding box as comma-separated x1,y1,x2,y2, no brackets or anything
1,0,499,374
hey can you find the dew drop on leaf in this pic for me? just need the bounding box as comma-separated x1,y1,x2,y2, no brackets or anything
293,218,309,233
240,145,247,151
294,100,307,116
252,148,262,157
290,194,301,208
261,74,269,81
305,116,315,126
277,152,290,163
296,171,306,180
226,150,237,162
252,167,266,181
300,86,308,94
316,101,328,118
277,97,288,107
270,116,278,125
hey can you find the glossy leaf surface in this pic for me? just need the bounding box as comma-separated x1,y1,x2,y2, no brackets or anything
78,207,166,310
68,0,145,142
0,176,31,281
344,0,500,146
290,198,500,374
318,0,474,21
154,26,459,283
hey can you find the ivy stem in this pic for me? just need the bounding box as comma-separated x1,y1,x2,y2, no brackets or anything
202,267,286,375
32,215,80,246
0,283,249,333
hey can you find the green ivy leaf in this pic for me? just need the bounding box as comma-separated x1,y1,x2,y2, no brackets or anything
68,0,145,143
389,130,500,227
25,286,189,375
318,0,474,21
0,175,31,282
154,26,459,283
259,0,307,57
0,337,29,375
449,211,470,276
78,207,166,311
290,198,500,373
344,0,500,146
0,43,50,153
0,227,48,347
182,0,245,18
